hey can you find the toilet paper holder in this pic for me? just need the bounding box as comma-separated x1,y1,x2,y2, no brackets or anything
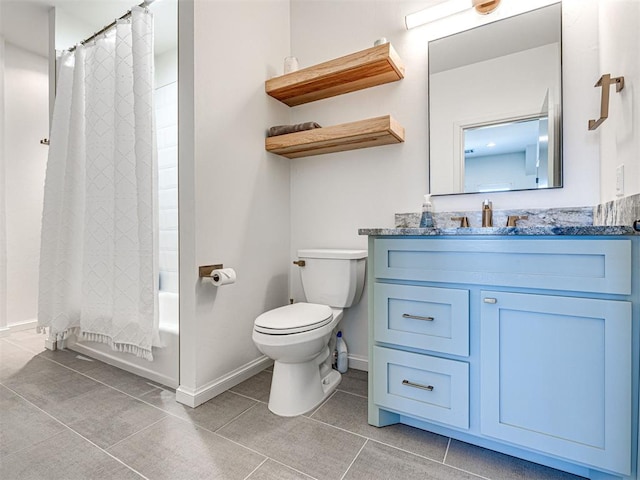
199,264,224,279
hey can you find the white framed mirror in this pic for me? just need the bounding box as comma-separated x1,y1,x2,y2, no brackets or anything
429,3,562,195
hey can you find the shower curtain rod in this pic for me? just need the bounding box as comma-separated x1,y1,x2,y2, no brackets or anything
68,0,155,52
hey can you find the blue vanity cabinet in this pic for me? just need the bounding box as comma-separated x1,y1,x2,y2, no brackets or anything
368,236,637,479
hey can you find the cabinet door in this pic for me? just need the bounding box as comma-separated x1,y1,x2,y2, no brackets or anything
480,291,631,475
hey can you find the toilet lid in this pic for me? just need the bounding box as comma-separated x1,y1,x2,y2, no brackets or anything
254,303,333,335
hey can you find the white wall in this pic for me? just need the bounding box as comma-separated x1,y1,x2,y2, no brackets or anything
178,0,291,402
0,36,7,334
54,7,92,52
288,0,605,365
4,43,49,327
156,48,177,89
598,0,640,201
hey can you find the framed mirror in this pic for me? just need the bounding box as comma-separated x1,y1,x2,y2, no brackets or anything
428,3,562,195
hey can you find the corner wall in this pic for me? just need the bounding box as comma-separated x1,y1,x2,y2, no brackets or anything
597,0,640,201
289,0,604,366
3,42,49,329
179,0,291,405
0,36,6,335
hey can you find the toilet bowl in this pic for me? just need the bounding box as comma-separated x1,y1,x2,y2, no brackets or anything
252,249,367,417
253,303,343,416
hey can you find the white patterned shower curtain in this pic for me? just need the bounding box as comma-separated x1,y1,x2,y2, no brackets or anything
38,7,160,360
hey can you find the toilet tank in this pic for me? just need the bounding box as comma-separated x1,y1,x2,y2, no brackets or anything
297,249,367,308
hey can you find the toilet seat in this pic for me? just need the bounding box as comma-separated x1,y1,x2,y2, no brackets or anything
254,303,333,335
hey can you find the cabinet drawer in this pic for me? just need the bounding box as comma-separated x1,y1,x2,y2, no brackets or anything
374,238,631,294
374,283,469,356
373,346,469,429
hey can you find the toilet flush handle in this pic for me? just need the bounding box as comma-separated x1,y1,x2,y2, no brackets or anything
293,260,306,267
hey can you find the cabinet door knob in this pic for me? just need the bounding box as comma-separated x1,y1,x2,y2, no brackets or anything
483,297,497,304
402,313,434,321
402,379,434,391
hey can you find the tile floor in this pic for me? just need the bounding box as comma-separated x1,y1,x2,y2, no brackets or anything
0,329,586,480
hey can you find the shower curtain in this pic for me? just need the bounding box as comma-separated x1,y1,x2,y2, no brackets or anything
38,7,160,360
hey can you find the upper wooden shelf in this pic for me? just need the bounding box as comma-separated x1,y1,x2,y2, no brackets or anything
265,43,405,107
265,115,405,159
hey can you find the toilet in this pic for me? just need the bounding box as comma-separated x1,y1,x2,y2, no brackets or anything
252,248,367,416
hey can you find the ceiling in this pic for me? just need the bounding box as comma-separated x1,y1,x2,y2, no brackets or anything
0,0,177,57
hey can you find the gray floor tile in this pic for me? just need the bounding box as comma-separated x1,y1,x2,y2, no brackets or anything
80,361,164,397
247,459,315,480
139,387,257,431
311,390,449,461
108,416,265,480
218,402,366,480
338,368,368,398
445,440,587,480
4,329,47,354
37,347,104,374
344,440,482,480
39,346,163,397
0,429,143,480
0,385,65,456
229,369,272,402
2,355,103,411
48,385,167,449
0,339,41,382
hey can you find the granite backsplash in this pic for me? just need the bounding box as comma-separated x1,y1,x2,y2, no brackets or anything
395,194,640,229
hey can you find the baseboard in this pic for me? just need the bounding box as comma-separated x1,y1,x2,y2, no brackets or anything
348,354,368,372
176,355,273,408
0,320,38,338
7,319,38,332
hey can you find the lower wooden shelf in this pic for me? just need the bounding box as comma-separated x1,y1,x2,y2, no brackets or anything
265,115,404,159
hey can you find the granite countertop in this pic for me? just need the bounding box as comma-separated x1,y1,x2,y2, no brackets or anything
358,225,638,236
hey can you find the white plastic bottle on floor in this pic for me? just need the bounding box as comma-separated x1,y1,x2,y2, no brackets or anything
336,331,348,374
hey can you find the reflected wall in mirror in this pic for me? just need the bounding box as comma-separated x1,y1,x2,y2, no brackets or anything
429,3,562,195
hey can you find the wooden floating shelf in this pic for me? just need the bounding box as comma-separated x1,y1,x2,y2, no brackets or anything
266,43,405,107
265,115,405,159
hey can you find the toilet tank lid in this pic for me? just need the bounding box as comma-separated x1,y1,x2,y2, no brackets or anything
297,249,367,259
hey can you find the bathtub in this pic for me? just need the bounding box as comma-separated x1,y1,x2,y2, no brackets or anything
68,292,179,388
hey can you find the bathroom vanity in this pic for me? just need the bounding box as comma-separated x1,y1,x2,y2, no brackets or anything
359,227,639,480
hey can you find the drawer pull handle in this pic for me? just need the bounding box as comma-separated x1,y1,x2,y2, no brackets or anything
402,313,434,322
483,297,497,304
402,379,434,391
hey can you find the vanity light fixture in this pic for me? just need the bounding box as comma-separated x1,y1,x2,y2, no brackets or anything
405,0,468,29
405,0,501,29
472,0,501,15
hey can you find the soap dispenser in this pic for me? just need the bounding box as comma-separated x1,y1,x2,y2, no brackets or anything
420,194,434,228
482,199,493,227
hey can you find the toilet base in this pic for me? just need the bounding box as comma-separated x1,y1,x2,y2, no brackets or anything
268,356,341,417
